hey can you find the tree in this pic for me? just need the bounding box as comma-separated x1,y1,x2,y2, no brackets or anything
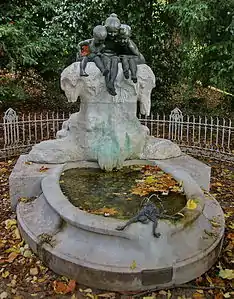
168,0,234,94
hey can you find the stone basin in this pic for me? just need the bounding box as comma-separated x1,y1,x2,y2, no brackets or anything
12,156,225,291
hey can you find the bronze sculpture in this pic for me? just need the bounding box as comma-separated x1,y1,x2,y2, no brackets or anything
76,13,145,96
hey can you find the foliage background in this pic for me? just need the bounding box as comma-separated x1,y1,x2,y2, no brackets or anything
0,0,233,115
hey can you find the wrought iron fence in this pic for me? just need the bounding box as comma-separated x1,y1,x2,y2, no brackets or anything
0,107,234,162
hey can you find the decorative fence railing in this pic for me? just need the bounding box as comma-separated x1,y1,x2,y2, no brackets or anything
0,108,234,162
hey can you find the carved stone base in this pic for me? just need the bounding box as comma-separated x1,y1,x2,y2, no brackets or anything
12,157,223,291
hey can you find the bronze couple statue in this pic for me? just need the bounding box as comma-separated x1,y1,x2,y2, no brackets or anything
76,13,145,96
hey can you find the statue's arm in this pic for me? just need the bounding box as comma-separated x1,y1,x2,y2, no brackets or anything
77,39,92,56
127,39,141,56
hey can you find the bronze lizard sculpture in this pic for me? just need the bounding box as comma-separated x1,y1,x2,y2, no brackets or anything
116,196,180,237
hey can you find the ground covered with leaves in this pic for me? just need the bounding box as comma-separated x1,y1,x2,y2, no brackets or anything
0,158,233,299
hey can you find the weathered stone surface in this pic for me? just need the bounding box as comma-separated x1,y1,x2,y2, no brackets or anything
17,189,224,291
28,62,155,169
41,160,205,238
10,155,210,211
154,155,211,191
9,155,60,210
27,62,182,169
141,136,181,160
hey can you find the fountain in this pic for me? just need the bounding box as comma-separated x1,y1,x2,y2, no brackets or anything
9,14,224,292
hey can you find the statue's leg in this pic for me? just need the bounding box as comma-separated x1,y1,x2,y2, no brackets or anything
116,215,139,231
80,56,89,76
152,218,161,238
102,55,111,83
121,57,130,79
129,58,138,83
93,56,109,76
105,56,118,96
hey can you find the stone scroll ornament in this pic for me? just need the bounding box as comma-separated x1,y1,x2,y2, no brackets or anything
28,13,181,170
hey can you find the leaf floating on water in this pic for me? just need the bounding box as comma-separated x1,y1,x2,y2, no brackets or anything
186,199,197,210
93,207,118,216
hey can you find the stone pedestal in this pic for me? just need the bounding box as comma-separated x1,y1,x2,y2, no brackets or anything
27,62,181,170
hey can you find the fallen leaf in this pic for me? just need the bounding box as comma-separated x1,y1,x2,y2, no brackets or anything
159,290,168,295
30,267,39,276
196,290,204,294
14,228,21,240
86,294,98,299
23,249,32,258
5,246,20,254
97,293,115,298
223,293,231,298
205,273,214,286
192,292,204,299
0,292,8,299
39,166,49,172
84,289,93,293
53,281,68,294
5,219,17,229
2,271,10,278
53,280,76,294
228,222,234,230
186,199,197,210
7,252,18,263
210,220,221,227
218,268,234,280
24,161,33,165
66,280,76,293
93,207,118,216
130,260,137,270
214,293,224,299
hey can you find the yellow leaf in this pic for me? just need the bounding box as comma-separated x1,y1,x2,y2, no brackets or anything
186,199,197,210
14,228,21,240
2,271,10,278
5,247,20,254
228,222,234,230
19,197,29,203
5,219,17,229
84,289,93,293
196,290,204,294
143,297,155,299
130,260,137,270
24,161,33,165
97,293,115,298
167,290,172,299
218,268,234,280
159,290,168,296
205,273,214,286
224,293,231,298
145,175,156,184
